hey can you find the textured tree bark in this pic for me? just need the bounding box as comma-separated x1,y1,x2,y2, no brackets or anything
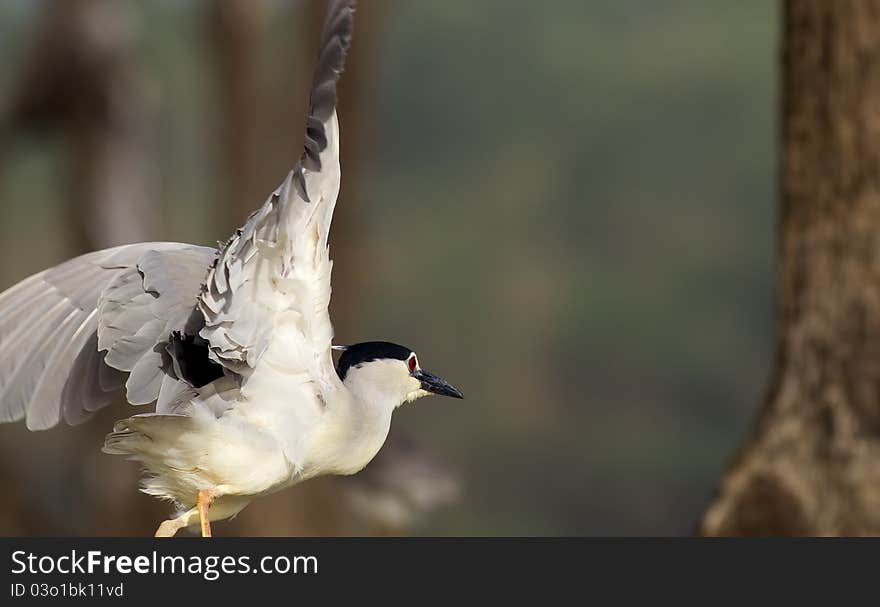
701,0,880,536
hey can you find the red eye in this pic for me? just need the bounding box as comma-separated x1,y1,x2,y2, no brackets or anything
408,356,417,372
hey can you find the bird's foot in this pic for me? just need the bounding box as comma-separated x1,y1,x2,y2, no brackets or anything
154,516,187,538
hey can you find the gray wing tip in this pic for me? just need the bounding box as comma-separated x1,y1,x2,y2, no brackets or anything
319,1,356,49
302,0,355,169
310,0,355,118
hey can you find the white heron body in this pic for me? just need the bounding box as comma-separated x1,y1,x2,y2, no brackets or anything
119,356,397,526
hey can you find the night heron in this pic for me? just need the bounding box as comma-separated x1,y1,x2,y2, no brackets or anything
0,0,462,537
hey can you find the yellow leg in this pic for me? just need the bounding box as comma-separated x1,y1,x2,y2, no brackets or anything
197,490,216,538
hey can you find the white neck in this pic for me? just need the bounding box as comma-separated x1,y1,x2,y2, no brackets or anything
317,359,419,474
305,362,410,477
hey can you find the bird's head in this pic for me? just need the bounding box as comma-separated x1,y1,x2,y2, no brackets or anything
335,341,463,408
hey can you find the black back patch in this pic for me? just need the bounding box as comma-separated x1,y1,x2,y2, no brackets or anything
166,331,225,388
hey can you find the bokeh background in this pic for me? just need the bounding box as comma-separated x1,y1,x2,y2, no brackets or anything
0,0,778,535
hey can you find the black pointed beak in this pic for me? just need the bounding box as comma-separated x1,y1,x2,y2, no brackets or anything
413,369,464,399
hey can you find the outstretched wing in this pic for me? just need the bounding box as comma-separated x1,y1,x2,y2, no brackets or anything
198,0,355,388
0,242,215,430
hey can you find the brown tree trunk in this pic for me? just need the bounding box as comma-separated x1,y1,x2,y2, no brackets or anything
701,0,880,536
210,0,264,229
6,0,158,249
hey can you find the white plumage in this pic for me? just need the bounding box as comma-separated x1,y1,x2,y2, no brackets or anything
0,0,462,537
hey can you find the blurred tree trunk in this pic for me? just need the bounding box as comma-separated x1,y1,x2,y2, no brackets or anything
701,0,880,536
210,0,264,228
5,0,157,249
0,0,163,535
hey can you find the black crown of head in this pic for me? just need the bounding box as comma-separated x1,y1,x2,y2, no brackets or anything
336,341,412,380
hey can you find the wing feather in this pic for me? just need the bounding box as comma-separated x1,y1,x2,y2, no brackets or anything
12,308,85,430
0,1,357,431
198,0,354,389
27,310,98,426
61,333,119,423
0,243,216,429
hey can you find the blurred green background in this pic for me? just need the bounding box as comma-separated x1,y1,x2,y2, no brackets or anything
0,0,777,535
